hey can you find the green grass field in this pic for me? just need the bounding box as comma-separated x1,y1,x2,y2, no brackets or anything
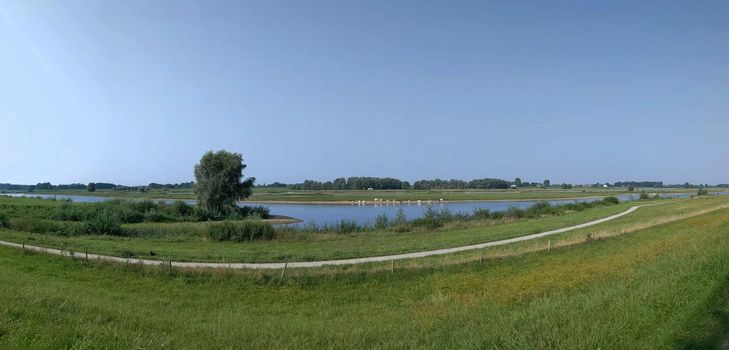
2,199,729,348
2,196,728,265
0,197,634,262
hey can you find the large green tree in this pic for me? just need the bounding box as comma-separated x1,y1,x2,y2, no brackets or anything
194,150,254,214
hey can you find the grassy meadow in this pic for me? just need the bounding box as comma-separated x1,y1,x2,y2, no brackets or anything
0,194,639,262
2,200,729,348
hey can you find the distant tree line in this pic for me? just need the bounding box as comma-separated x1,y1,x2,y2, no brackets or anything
283,177,547,190
0,181,194,192
613,181,664,188
147,182,195,190
291,177,410,190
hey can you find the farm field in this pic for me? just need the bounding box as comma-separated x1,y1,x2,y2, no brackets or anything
2,197,729,348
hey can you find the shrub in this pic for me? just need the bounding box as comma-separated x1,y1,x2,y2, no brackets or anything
526,201,553,217
56,203,91,221
394,208,407,225
234,206,251,218
374,214,389,230
114,207,145,224
133,200,157,213
639,190,650,200
335,220,362,234
11,217,61,234
208,221,275,241
249,206,271,219
602,196,619,205
0,212,8,228
85,211,123,236
144,210,172,223
193,206,219,221
171,201,193,217
697,187,709,196
472,208,490,220
411,206,445,230
504,206,525,219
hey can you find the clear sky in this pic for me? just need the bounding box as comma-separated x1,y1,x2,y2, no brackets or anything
1,0,727,185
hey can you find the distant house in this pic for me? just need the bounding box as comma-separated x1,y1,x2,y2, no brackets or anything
510,185,517,189
367,187,374,191
603,184,609,188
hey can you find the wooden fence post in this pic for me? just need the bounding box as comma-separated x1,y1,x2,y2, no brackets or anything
548,240,552,253
281,262,287,278
85,248,88,261
391,260,395,273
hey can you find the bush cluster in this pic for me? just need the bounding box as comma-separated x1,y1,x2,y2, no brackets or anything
208,221,275,241
0,212,8,228
2,198,272,237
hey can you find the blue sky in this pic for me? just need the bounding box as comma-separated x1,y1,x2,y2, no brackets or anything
1,0,727,185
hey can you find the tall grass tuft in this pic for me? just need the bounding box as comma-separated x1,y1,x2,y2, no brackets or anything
208,221,275,241
0,212,8,228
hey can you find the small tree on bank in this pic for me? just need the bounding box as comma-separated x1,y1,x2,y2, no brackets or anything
87,182,96,192
194,150,255,215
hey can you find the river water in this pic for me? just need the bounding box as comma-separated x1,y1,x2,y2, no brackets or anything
6,191,726,226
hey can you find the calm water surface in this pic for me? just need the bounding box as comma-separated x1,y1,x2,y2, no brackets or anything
7,191,727,226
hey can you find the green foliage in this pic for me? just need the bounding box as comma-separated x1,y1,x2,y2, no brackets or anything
472,208,491,220
11,217,61,234
698,187,709,196
0,212,9,228
194,150,254,215
334,220,363,234
627,185,635,192
374,214,389,230
394,208,407,225
639,190,650,200
602,196,620,205
87,182,96,192
248,206,271,219
84,211,123,236
504,206,525,219
171,201,193,217
208,221,275,241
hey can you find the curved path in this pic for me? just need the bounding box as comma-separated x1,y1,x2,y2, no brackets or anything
0,205,643,270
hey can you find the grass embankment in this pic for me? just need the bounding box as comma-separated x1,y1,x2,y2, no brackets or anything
2,204,729,348
0,197,634,262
